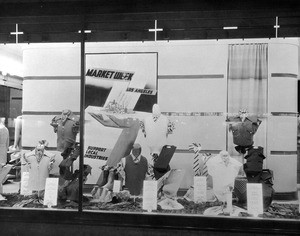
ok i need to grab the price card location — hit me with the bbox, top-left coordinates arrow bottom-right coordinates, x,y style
142,180 -> 157,212
194,176 -> 207,203
113,180 -> 121,193
247,183 -> 263,217
20,172 -> 32,196
43,178 -> 59,207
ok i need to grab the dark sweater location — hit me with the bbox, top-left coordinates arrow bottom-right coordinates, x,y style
124,155 -> 148,195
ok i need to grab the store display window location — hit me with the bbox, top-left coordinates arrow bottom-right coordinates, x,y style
0,38 -> 299,225
80,39 -> 299,220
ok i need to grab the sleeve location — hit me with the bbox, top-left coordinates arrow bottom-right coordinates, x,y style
167,119 -> 175,135
145,160 -> 154,180
92,113 -> 119,128
231,158 -> 243,176
50,116 -> 60,133
116,158 -> 126,185
6,129 -> 9,150
206,157 -> 216,177
23,153 -> 32,169
140,120 -> 146,137
107,115 -> 133,128
13,116 -> 22,148
48,155 -> 56,171
72,120 -> 80,133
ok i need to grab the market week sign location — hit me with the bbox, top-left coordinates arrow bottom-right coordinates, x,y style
86,68 -> 134,81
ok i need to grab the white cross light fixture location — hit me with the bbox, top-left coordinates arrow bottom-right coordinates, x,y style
78,30 -> 92,34
149,20 -> 163,41
274,16 -> 280,38
10,24 -> 24,44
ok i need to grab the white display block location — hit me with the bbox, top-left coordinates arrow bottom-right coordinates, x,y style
268,116 -> 297,152
267,155 -> 297,192
43,178 -> 59,207
142,180 -> 157,212
158,78 -> 226,113
247,183 -> 263,217
194,176 -> 207,203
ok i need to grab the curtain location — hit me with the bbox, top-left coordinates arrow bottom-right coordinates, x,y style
227,43 -> 268,157
227,43 -> 268,116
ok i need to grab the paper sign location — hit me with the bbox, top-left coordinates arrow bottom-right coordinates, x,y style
194,176 -> 207,203
142,180 -> 157,212
113,180 -> 121,193
20,172 -> 32,195
43,178 -> 59,207
247,183 -> 263,216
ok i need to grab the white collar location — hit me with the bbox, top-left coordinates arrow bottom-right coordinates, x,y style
131,153 -> 141,162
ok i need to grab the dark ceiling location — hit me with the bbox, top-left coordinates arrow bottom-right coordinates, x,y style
0,0 -> 299,43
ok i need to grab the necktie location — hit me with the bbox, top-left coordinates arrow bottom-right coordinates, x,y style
189,143 -> 202,176
193,153 -> 201,176
201,153 -> 212,177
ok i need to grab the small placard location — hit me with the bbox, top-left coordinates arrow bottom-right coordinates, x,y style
142,180 -> 157,212
113,180 -> 121,193
43,178 -> 59,207
20,172 -> 32,196
194,176 -> 207,203
247,183 -> 263,216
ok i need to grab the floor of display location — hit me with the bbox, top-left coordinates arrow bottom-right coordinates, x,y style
1,180 -> 300,219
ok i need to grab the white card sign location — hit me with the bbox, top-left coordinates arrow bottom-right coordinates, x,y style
247,183 -> 263,216
142,180 -> 157,212
194,176 -> 207,203
113,180 -> 121,193
20,172 -> 32,196
43,178 -> 59,207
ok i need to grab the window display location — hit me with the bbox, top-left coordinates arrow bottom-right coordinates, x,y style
0,39 -> 299,229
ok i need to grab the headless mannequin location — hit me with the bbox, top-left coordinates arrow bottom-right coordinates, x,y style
13,116 -> 22,151
122,144 -> 148,196
0,118 -> 9,164
207,151 -> 242,202
228,109 -> 261,154
24,140 -> 55,195
143,104 -> 169,155
7,116 -> 22,165
0,118 -> 10,197
204,151 -> 246,216
50,109 -> 80,152
142,104 -> 176,180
